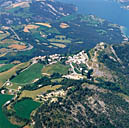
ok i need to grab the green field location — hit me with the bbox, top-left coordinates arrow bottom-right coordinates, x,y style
14,98 -> 40,119
42,63 -> 69,75
0,62 -> 30,87
11,63 -> 43,84
0,64 -> 14,73
0,94 -> 18,128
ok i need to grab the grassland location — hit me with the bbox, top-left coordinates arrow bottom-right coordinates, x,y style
0,62 -> 30,87
42,63 -> 69,75
0,94 -> 18,128
0,64 -> 14,73
48,35 -> 71,43
0,32 -> 10,40
11,63 -> 43,84
19,85 -> 61,99
50,43 -> 66,48
14,98 -> 40,119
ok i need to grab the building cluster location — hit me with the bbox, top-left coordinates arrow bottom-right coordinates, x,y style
36,89 -> 66,103
31,54 -> 65,65
66,50 -> 89,65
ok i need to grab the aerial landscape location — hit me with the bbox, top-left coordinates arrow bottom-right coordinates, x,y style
0,0 -> 129,128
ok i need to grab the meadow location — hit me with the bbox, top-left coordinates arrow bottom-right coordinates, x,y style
14,98 -> 40,119
0,64 -> 14,73
19,85 -> 61,100
0,62 -> 30,87
42,63 -> 69,75
0,94 -> 19,128
11,63 -> 43,84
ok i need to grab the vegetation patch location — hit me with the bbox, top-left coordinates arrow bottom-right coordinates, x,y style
11,63 -> 43,84
0,62 -> 30,87
19,85 -> 61,99
0,94 -> 18,128
0,64 -> 14,73
14,98 -> 40,119
0,32 -> 10,40
48,35 -> 71,43
51,43 -> 66,48
42,63 -> 69,75
1,39 -> 21,44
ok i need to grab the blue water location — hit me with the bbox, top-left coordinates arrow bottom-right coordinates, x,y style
57,0 -> 129,35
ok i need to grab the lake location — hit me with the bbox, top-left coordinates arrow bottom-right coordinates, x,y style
57,0 -> 129,36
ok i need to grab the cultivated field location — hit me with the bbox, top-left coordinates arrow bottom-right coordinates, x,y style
35,23 -> 52,28
14,98 -> 40,119
0,94 -> 18,128
23,25 -> 39,32
0,62 -> 30,87
11,63 -> 43,84
42,63 -> 69,75
51,43 -> 66,48
8,44 -> 26,50
19,85 -> 61,99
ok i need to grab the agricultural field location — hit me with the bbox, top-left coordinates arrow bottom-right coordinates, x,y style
19,85 -> 61,100
35,23 -> 52,28
0,94 -> 18,128
0,62 -> 30,87
8,44 -> 26,50
23,24 -> 40,32
0,64 -> 14,73
11,63 -> 43,84
0,32 -> 10,40
42,63 -> 69,75
48,35 -> 72,43
0,30 -> 27,57
13,98 -> 40,119
50,43 -> 66,48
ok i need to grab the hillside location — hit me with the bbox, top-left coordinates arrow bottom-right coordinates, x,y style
0,42 -> 129,128
0,0 -> 129,128
31,42 -> 129,128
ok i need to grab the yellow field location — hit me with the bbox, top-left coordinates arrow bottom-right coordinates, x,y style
0,31 -> 4,34
1,39 -> 21,44
60,23 -> 69,29
12,2 -> 29,8
8,44 -> 26,50
0,53 -> 7,57
35,23 -> 52,28
23,25 -> 39,32
19,85 -> 61,99
0,32 -> 10,40
0,48 -> 8,53
0,62 -> 30,87
51,43 -> 66,48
